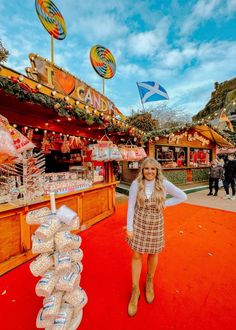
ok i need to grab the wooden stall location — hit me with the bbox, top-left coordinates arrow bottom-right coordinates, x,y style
0,57 -> 144,274
0,181 -> 117,275
122,124 -> 234,185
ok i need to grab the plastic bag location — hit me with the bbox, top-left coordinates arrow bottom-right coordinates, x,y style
35,270 -> 58,297
54,252 -> 71,275
43,291 -> 63,319
56,272 -> 81,292
64,287 -> 88,309
32,235 -> 54,254
30,253 -> 54,277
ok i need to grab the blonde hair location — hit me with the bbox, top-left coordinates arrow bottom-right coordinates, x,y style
136,157 -> 165,210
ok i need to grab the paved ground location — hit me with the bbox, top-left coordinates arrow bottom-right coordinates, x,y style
184,187 -> 236,212
116,184 -> 236,213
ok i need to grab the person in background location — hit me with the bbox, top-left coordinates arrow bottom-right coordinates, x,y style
207,160 -> 224,196
217,157 -> 225,168
223,154 -> 236,200
126,157 -> 187,317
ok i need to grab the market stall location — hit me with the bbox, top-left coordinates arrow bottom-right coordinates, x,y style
121,124 -> 234,185
0,57 -> 145,275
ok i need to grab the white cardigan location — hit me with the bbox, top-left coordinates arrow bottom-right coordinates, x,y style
127,179 -> 187,232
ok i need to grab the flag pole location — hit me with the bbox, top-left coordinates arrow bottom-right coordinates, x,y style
136,82 -> 145,112
141,98 -> 145,112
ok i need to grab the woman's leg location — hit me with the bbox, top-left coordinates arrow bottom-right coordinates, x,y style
146,254 -> 158,303
131,250 -> 143,287
128,250 -> 142,317
147,253 -> 158,276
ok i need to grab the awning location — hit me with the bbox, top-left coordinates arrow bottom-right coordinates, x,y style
194,125 -> 234,148
216,147 -> 236,154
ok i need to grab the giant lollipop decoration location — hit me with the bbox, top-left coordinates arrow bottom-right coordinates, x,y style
90,45 -> 116,94
35,0 -> 67,63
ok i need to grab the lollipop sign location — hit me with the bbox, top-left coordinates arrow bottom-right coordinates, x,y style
35,0 -> 67,40
90,45 -> 116,79
90,45 -> 116,95
35,0 -> 67,63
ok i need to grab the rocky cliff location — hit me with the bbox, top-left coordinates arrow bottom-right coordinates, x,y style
193,78 -> 236,121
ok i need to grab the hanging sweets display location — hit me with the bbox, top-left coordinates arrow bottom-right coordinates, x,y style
27,205 -> 87,329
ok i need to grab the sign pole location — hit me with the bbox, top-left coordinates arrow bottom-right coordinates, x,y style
102,78 -> 105,95
51,36 -> 54,64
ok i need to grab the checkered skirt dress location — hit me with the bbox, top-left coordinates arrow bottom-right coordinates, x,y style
127,196 -> 164,254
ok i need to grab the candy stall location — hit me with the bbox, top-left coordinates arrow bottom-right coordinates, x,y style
0,57 -> 144,276
147,124 -> 234,185
121,124 -> 234,184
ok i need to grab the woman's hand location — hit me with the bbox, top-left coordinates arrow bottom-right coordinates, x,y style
126,230 -> 133,240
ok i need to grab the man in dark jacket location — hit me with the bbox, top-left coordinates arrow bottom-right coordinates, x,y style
223,154 -> 236,200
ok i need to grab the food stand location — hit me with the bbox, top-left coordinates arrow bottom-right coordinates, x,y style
0,56 -> 145,275
121,124 -> 234,185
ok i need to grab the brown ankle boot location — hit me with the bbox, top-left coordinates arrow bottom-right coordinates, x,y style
145,273 -> 154,303
128,285 -> 140,317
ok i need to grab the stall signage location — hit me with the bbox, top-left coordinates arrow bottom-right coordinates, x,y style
187,132 -> 210,146
26,53 -> 124,118
168,131 -> 210,146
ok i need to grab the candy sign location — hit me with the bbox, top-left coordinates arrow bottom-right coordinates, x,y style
26,53 -> 124,118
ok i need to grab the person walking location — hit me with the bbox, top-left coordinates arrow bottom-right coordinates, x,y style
126,157 -> 187,317
207,160 -> 224,196
223,154 -> 236,200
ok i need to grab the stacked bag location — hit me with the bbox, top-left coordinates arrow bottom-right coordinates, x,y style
118,145 -> 147,161
26,205 -> 88,330
89,140 -> 123,162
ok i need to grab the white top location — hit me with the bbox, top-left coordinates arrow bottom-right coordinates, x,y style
127,179 -> 187,231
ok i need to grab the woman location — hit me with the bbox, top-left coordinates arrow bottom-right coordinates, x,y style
207,159 -> 223,196
126,157 -> 187,317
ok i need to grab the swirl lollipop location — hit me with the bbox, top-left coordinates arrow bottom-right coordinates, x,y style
90,45 -> 116,79
35,0 -> 67,40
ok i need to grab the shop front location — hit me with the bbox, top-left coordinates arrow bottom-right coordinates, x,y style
122,124 -> 234,185
0,58 -> 145,275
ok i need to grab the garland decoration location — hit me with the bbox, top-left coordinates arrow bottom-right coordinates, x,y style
0,76 -> 103,125
146,121 -> 235,146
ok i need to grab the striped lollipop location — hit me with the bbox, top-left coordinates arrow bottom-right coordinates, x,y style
35,0 -> 67,40
90,45 -> 116,79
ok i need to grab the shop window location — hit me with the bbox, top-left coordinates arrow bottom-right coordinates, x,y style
155,146 -> 187,168
93,162 -> 105,183
189,148 -> 211,167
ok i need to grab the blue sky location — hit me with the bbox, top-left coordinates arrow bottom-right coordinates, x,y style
1,0 -> 236,118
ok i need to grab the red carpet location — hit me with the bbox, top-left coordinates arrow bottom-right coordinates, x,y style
0,201 -> 236,330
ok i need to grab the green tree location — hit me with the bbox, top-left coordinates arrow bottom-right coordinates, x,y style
127,110 -> 159,132
127,104 -> 191,132
0,40 -> 9,63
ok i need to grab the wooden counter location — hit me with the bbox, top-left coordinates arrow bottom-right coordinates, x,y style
0,182 -> 117,276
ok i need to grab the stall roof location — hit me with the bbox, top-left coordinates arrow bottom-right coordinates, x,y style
194,125 -> 234,148
0,65 -> 145,142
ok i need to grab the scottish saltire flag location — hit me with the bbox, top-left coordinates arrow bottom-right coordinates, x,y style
137,81 -> 169,103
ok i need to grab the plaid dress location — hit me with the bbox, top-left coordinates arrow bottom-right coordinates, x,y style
127,195 -> 164,254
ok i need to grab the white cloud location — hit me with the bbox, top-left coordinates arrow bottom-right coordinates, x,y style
166,40 -> 236,114
226,0 -> 236,13
118,63 -> 146,78
193,0 -> 220,18
127,17 -> 170,57
180,0 -> 221,36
